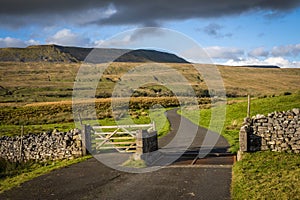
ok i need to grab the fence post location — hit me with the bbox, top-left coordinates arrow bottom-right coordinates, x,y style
152,121 -> 156,131
20,125 -> 24,162
81,125 -> 91,156
78,113 -> 83,126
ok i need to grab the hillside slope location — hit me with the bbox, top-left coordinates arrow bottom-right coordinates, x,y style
0,62 -> 299,103
0,45 -> 188,63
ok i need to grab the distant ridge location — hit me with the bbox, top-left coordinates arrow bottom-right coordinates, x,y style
217,64 -> 280,69
238,65 -> 280,69
0,45 -> 188,63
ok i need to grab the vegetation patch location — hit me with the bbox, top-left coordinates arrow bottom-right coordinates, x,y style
232,151 -> 300,200
0,97 -> 175,136
121,157 -> 147,168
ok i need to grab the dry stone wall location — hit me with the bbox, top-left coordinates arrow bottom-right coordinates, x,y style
0,129 -> 83,162
239,108 -> 300,153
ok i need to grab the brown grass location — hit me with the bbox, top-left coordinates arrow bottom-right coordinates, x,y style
218,66 -> 300,96
0,62 -> 300,104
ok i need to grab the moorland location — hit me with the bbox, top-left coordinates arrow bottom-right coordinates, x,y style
0,45 -> 300,198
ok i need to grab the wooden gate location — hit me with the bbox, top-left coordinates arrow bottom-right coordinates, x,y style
86,122 -> 155,153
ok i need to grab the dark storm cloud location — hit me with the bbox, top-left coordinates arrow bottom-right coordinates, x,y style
1,0 -> 300,27
98,0 -> 300,25
0,0 -> 110,15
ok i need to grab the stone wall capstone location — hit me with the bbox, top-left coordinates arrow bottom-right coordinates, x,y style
0,129 -> 83,162
239,108 -> 300,153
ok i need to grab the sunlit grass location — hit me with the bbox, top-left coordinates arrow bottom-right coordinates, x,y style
232,151 -> 300,200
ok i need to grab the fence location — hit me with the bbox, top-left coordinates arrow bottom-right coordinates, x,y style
81,122 -> 157,155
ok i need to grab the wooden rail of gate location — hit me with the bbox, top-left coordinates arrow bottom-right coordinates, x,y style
86,122 -> 156,153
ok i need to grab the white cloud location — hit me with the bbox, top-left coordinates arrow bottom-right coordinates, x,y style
272,44 -> 300,57
46,29 -> 90,47
180,46 -> 246,64
0,37 -> 41,48
178,46 -> 212,63
204,46 -> 244,60
205,44 -> 300,68
224,56 -> 300,68
264,57 -> 300,68
95,28 -> 165,48
0,37 -> 26,47
248,47 -> 269,57
95,35 -> 132,48
181,46 -> 300,68
26,39 -> 40,46
93,39 -> 105,47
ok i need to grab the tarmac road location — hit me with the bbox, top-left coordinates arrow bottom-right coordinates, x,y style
0,109 -> 232,200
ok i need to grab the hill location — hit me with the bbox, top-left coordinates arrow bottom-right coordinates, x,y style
0,45 -> 281,68
0,61 -> 299,103
0,45 -> 188,63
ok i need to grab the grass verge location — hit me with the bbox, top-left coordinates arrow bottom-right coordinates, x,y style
232,151 -> 300,200
0,155 -> 92,193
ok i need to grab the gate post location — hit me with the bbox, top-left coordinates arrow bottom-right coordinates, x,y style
238,122 -> 251,161
135,130 -> 144,160
81,125 -> 91,156
239,126 -> 248,152
135,129 -> 158,160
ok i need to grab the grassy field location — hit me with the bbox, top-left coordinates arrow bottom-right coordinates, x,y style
1,62 -> 300,103
1,61 -> 299,137
0,97 -> 179,136
218,66 -> 300,97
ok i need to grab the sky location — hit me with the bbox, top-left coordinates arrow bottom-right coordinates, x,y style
1,0 -> 300,68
